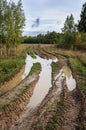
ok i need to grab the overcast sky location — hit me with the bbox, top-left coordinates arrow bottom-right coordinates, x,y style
7,0 -> 86,33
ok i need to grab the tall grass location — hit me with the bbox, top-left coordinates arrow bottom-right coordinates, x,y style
0,54 -> 25,85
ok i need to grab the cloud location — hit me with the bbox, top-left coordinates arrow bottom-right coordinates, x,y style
7,0 -> 86,34
32,18 -> 40,28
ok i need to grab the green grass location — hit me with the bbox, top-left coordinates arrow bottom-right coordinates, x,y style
0,54 -> 25,85
69,57 -> 86,75
27,47 -> 36,58
0,46 -> 41,86
68,57 -> 86,93
80,86 -> 86,92
29,62 -> 41,76
52,62 -> 61,78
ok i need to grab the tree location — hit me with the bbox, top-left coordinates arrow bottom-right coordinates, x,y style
60,14 -> 76,49
0,0 -> 7,55
13,0 -> 25,47
75,32 -> 81,50
62,14 -> 76,33
0,0 -> 25,55
78,2 -> 86,32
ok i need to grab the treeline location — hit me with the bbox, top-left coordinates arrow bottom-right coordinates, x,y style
23,2 -> 86,50
23,31 -> 86,50
23,32 -> 59,44
0,0 -> 25,56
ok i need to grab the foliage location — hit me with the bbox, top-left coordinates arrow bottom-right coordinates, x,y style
29,63 -> 41,76
0,0 -> 25,55
78,2 -> 86,32
23,31 -> 59,45
58,32 -> 75,49
44,31 -> 59,44
75,32 -> 86,50
75,32 -> 81,46
23,31 -> 86,50
62,14 -> 76,33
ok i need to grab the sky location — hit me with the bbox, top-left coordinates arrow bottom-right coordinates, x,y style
7,0 -> 86,35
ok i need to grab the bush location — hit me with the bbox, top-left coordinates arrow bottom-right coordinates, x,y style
58,32 -> 75,49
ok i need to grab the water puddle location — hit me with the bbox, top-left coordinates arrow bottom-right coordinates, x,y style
22,54 -> 34,79
55,66 -> 76,91
22,54 -> 58,108
66,75 -> 76,91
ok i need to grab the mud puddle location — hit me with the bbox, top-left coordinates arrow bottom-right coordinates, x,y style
22,54 -> 58,108
54,66 -> 76,91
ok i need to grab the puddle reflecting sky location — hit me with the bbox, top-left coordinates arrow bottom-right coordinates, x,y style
23,54 -> 58,108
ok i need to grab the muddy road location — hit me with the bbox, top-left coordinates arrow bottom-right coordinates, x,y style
0,48 -> 86,130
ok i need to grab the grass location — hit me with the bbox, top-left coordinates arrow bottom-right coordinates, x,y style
52,62 -> 61,78
0,46 -> 41,86
68,57 -> 86,93
27,47 -> 36,58
69,57 -> 86,75
29,62 -> 41,76
0,54 -> 25,85
79,86 -> 86,92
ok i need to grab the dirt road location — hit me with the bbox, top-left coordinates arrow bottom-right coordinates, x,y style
0,49 -> 86,130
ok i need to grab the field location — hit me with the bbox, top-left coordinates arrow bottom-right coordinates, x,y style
0,44 -> 86,130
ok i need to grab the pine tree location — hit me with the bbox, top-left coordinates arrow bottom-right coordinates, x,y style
78,2 -> 86,32
62,14 -> 76,33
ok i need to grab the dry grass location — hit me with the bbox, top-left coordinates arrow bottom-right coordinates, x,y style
16,44 -> 54,54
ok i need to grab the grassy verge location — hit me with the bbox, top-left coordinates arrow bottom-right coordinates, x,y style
69,57 -> 86,75
0,54 -> 25,85
69,57 -> 86,93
